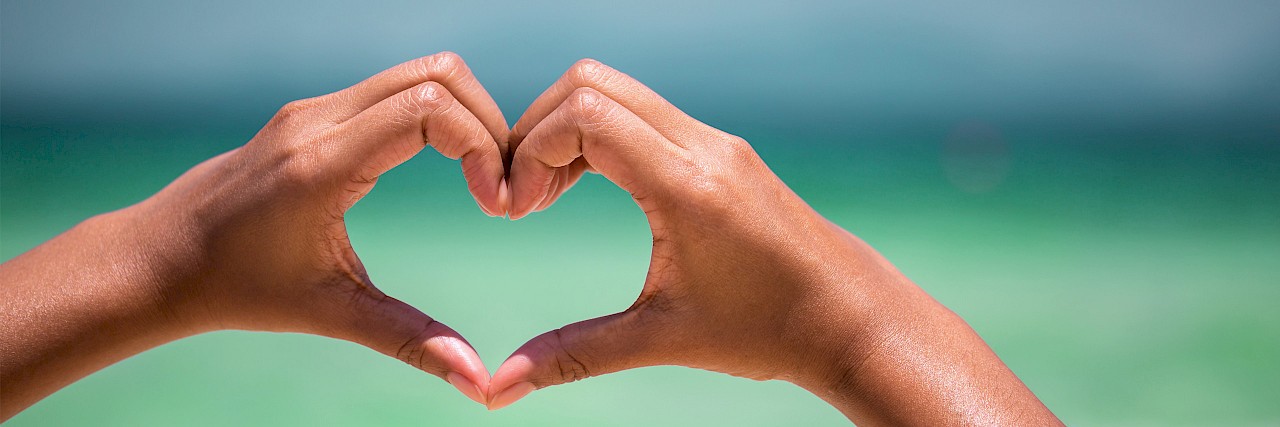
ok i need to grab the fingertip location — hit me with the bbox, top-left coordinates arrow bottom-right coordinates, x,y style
505,176 -> 530,221
489,353 -> 535,393
414,329 -> 491,391
506,192 -> 533,220
472,176 -> 506,217
498,177 -> 511,218
487,382 -> 535,411
476,196 -> 498,217
447,371 -> 488,406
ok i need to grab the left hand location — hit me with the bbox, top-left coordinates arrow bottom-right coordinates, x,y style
145,52 -> 511,401
0,52 -> 508,416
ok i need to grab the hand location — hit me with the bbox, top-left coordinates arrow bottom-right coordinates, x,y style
0,52 -> 507,417
487,59 -> 1060,425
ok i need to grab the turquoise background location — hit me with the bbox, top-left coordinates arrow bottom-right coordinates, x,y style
3,1 -> 1278,425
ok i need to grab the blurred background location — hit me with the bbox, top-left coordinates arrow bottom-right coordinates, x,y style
2,0 -> 1277,425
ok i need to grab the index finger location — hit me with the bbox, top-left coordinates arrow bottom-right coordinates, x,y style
508,87 -> 687,220
330,52 -> 509,149
333,81 -> 509,216
511,59 -> 705,149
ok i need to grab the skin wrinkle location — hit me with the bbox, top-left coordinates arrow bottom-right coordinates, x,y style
490,58 -> 1060,425
550,327 -> 591,385
1,53 -> 506,419
2,53 -> 1059,424
402,81 -> 503,215
395,318 -> 446,374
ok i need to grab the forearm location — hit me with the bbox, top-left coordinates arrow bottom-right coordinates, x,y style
798,267 -> 1059,424
796,237 -> 1060,425
819,295 -> 1058,424
0,209 -> 197,420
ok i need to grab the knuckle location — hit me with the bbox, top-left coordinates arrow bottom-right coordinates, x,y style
723,134 -> 751,151
396,341 -> 425,370
279,146 -> 322,186
567,87 -> 604,108
273,98 -> 319,124
272,130 -> 336,187
567,58 -> 609,86
395,319 -> 449,375
406,81 -> 451,112
418,325 -> 455,375
720,133 -> 758,161
427,51 -> 465,77
681,159 -> 737,211
566,88 -> 612,122
544,328 -> 593,385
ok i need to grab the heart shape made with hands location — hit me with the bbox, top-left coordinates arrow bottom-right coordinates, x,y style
332,53 -> 828,412
413,56 -> 683,410
1,52 -> 1057,426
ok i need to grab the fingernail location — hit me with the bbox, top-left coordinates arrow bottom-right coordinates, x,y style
498,177 -> 511,218
487,381 -> 535,411
446,372 -> 486,406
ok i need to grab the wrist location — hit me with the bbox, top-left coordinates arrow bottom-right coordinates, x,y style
779,282 -> 895,395
774,229 -> 924,410
97,203 -> 219,337
782,284 -> 912,423
778,226 -> 1051,424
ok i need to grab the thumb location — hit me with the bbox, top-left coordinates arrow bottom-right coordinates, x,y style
487,309 -> 664,410
334,294 -> 491,406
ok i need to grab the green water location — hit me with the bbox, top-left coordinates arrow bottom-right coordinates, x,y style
2,124 -> 1278,426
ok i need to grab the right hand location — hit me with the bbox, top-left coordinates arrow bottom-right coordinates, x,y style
488,59 -> 1060,426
